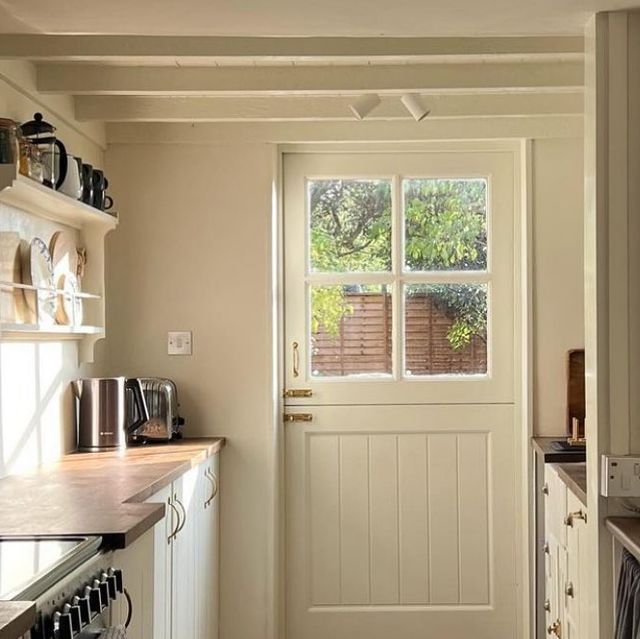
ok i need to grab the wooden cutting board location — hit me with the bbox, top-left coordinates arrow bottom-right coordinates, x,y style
0,232 -> 26,323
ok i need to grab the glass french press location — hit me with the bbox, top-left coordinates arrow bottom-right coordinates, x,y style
20,113 -> 68,190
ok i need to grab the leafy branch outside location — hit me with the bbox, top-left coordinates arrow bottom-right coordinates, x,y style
310,178 -> 488,350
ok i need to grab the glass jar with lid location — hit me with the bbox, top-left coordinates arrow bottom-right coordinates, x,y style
0,119 -> 20,166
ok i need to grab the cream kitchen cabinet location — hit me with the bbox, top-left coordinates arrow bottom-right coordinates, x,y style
143,453 -> 221,639
543,464 -> 587,639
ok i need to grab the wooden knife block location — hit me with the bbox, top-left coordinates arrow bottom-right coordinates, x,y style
566,349 -> 586,441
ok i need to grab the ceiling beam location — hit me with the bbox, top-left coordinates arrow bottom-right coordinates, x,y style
106,116 -> 584,144
38,60 -> 584,95
0,35 -> 584,62
74,92 -> 583,122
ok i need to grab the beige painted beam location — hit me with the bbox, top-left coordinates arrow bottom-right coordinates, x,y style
38,61 -> 584,95
106,116 -> 583,144
0,35 -> 584,62
75,92 -> 583,122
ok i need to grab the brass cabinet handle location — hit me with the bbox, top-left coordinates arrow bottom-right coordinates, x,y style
173,493 -> 187,537
292,341 -> 300,378
167,497 -> 180,544
544,599 -> 551,613
542,483 -> 549,496
565,582 -> 574,598
205,468 -> 218,508
547,620 -> 562,637
564,510 -> 587,527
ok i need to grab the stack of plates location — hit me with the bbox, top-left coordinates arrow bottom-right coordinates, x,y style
21,237 -> 55,325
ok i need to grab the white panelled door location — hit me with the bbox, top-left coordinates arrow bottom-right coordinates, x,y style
283,149 -> 522,639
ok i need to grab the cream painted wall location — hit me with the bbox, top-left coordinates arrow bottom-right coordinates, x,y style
531,137 -> 585,437
101,135 -> 584,639
0,60 -> 106,477
102,142 -> 276,639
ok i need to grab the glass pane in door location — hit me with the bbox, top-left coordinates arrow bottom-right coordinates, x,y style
404,283 -> 488,376
308,179 -> 392,273
310,284 -> 392,377
404,178 -> 488,271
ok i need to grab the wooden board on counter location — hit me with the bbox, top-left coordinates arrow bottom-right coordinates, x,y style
0,601 -> 35,639
0,438 -> 225,549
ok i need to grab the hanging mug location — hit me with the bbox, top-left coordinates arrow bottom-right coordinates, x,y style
81,163 -> 93,205
103,177 -> 114,211
91,169 -> 105,210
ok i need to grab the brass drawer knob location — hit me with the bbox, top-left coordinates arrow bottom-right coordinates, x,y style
543,541 -> 550,555
542,483 -> 549,496
564,510 -> 587,527
565,582 -> 574,598
544,599 -> 551,612
548,620 -> 562,637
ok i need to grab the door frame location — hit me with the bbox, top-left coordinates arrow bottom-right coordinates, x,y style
271,139 -> 533,639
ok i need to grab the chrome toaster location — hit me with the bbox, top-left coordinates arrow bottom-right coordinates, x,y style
127,377 -> 184,444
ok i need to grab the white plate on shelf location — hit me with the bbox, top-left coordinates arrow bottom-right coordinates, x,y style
49,230 -> 78,281
55,273 -> 83,326
21,237 -> 55,325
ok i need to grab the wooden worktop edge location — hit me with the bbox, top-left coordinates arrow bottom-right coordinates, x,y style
0,601 -> 36,639
607,517 -> 640,561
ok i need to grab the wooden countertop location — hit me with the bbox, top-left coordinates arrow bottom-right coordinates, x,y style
532,437 -> 586,463
0,437 -> 225,549
607,517 -> 640,560
554,462 -> 587,506
0,602 -> 35,639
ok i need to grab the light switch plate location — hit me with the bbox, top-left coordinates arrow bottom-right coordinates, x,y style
601,454 -> 640,497
168,331 -> 192,356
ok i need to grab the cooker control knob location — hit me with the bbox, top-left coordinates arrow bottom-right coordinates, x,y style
109,567 -> 124,593
95,578 -> 109,610
87,582 -> 102,614
102,571 -> 117,600
73,593 -> 91,626
63,602 -> 81,633
53,610 -> 74,639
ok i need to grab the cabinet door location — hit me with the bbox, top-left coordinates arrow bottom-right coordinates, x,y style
172,466 -> 199,639
112,528 -> 155,639
196,454 -> 220,639
565,492 -> 586,639
145,484 -> 174,639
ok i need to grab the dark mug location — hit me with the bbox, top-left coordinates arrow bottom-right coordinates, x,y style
103,177 -> 114,211
91,168 -> 105,210
81,163 -> 93,205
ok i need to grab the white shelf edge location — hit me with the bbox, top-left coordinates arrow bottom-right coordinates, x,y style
0,323 -> 104,335
0,171 -> 118,231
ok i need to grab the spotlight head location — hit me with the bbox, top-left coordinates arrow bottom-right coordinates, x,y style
349,94 -> 382,120
401,94 -> 430,122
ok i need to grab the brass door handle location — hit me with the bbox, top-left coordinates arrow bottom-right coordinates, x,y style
283,388 -> 312,398
547,620 -> 562,637
564,510 -> 587,527
292,341 -> 300,378
167,497 -> 180,544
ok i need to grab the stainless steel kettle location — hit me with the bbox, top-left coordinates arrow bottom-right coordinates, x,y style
72,377 -> 150,451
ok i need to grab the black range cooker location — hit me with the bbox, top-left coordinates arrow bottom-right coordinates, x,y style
0,536 -> 129,638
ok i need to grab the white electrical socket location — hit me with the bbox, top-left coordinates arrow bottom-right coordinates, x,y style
601,454 -> 640,497
168,331 -> 192,356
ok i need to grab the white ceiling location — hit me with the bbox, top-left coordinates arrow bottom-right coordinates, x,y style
0,0 -> 637,37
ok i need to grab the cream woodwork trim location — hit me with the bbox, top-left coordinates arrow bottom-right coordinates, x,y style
75,92 -> 583,123
37,60 -> 584,95
0,35 -> 584,63
105,117 -> 583,145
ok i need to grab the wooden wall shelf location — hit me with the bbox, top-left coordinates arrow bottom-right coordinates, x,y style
0,165 -> 118,363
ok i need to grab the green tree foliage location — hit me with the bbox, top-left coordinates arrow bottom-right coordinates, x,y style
309,178 -> 487,349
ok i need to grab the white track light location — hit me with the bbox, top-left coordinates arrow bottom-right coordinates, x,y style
401,94 -> 430,122
349,94 -> 381,120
